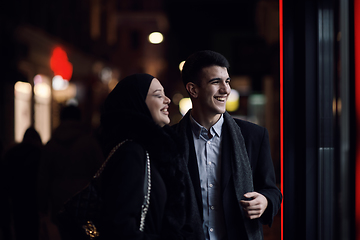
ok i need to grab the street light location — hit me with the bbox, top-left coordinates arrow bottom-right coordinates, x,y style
148,32 -> 163,44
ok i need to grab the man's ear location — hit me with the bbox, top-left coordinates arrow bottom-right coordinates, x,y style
186,82 -> 198,98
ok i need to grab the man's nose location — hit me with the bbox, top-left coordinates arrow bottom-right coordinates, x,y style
220,82 -> 230,94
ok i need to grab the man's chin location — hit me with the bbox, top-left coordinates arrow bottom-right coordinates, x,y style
217,107 -> 227,114
211,110 -> 226,116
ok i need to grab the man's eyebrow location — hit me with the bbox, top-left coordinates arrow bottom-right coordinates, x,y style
208,78 -> 221,83
208,77 -> 231,83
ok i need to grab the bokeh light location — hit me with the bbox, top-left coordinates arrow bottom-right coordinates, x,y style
226,89 -> 240,112
179,61 -> 185,71
52,75 -> 69,90
148,32 -> 163,44
172,93 -> 184,105
34,82 -> 51,98
179,98 -> 192,116
14,81 -> 31,95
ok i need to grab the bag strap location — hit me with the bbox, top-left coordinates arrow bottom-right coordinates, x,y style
93,139 -> 130,179
139,151 -> 151,232
93,139 -> 151,232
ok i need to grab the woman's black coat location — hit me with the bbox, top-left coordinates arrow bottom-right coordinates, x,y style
99,113 -> 204,240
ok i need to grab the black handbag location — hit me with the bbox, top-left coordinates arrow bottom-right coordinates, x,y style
57,139 -> 151,239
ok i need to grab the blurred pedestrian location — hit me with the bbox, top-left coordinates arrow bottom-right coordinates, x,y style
37,105 -> 104,240
3,127 -> 43,240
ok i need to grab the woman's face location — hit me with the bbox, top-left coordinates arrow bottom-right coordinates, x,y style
145,78 -> 171,127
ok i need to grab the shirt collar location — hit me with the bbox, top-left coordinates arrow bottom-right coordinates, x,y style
212,114 -> 224,137
190,114 -> 224,139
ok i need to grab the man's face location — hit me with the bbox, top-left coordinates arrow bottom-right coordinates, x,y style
194,65 -> 231,118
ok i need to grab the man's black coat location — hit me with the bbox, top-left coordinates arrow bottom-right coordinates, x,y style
173,111 -> 282,240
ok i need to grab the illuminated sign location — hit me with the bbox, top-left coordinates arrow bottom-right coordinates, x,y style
50,46 -> 73,81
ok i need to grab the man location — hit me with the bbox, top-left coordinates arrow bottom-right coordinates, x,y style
174,50 -> 282,240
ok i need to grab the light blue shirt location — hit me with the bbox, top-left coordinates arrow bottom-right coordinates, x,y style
190,115 -> 226,240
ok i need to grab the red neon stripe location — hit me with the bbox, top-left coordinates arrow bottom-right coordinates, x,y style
355,0 -> 360,239
279,0 -> 284,240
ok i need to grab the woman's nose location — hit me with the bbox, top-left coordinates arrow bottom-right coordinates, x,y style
164,95 -> 171,104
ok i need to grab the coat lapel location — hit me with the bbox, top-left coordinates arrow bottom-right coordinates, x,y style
221,123 -> 232,193
186,126 -> 203,219
175,111 -> 203,219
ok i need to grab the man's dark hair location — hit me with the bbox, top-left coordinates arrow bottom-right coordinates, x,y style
181,50 -> 230,86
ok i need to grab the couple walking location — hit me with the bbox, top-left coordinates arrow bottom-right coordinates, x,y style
91,50 -> 282,240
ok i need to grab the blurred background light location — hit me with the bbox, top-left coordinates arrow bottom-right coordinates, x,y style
179,61 -> 185,71
108,79 -> 119,91
34,74 -> 43,85
14,81 -> 32,143
50,46 -> 73,81
34,82 -> 51,143
226,89 -> 240,112
148,32 -> 163,44
100,67 -> 112,83
172,93 -> 184,105
66,98 -> 79,106
52,75 -> 69,90
34,82 -> 51,98
14,81 -> 31,95
52,83 -> 77,103
249,93 -> 266,105
179,97 -> 192,116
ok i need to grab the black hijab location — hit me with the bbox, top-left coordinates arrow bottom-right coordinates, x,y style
100,73 -> 156,152
102,73 -> 154,121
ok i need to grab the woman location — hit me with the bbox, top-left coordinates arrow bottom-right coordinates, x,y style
99,73 -> 203,239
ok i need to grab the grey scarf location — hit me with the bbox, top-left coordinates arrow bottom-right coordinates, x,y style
176,110 -> 263,240
223,111 -> 263,240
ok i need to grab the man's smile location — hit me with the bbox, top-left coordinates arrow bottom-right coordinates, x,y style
214,96 -> 227,102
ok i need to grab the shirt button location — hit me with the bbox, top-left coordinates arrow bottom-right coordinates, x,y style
209,184 -> 213,188
210,228 -> 214,232
207,141 -> 211,144
210,206 -> 215,210
208,161 -> 212,165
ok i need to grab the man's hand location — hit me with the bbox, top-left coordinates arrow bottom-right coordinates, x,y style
239,192 -> 268,219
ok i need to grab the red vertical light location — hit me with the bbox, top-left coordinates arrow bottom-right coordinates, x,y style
355,0 -> 360,239
50,46 -> 73,81
279,0 -> 284,240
